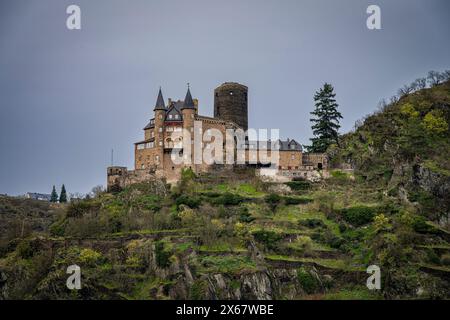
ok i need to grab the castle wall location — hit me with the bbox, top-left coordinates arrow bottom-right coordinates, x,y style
214,82 -> 248,131
302,153 -> 328,170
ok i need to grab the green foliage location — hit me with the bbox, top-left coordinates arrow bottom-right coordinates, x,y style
59,184 -> 67,203
411,216 -> 437,234
155,241 -> 171,268
50,186 -> 58,203
175,195 -> 201,209
49,219 -> 67,236
284,196 -> 313,205
297,267 -> 318,294
340,206 -> 377,227
238,207 -> 255,223
330,170 -> 350,182
211,193 -> 244,206
66,200 -> 100,218
309,83 -> 343,153
252,230 -> 283,250
79,248 -> 102,266
422,110 -> 448,134
285,180 -> 311,191
16,240 -> 35,259
299,218 -> 325,228
265,193 -> 281,212
181,167 -> 196,181
190,279 -> 208,300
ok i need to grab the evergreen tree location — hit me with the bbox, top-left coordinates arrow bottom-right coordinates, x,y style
309,83 -> 343,153
50,185 -> 58,203
59,184 -> 67,203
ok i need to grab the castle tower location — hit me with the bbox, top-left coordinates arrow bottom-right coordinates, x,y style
181,86 -> 196,167
214,82 -> 248,131
153,88 -> 166,169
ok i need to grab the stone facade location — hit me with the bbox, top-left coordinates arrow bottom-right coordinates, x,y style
107,82 -> 328,191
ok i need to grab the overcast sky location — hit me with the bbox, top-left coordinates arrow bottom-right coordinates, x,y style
0,0 -> 449,196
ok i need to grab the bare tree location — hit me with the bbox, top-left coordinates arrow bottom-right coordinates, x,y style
91,185 -> 105,198
443,70 -> 450,82
389,95 -> 399,104
398,84 -> 414,97
427,71 -> 445,87
412,77 -> 427,90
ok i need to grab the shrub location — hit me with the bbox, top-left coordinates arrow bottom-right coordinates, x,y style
297,267 -> 318,294
190,279 -> 208,300
285,181 -> 311,191
213,193 -> 244,206
340,206 -> 377,226
16,240 -> 35,259
175,195 -> 201,209
155,241 -> 171,268
79,248 -> 102,265
284,196 -> 313,205
202,191 -> 221,198
299,218 -> 325,229
330,170 -> 349,181
425,248 -> 441,265
49,219 -> 67,236
411,216 -> 437,234
66,200 -> 100,218
265,193 -> 282,211
238,207 -> 255,223
252,230 -> 283,250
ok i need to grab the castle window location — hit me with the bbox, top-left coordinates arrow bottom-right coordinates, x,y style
290,145 -> 296,150
137,144 -> 144,150
159,141 -> 163,146
169,114 -> 173,119
291,154 -> 295,160
159,115 -> 163,120
141,164 -> 145,169
159,128 -> 162,132
175,114 -> 179,119
151,132 -> 154,138
215,92 -> 218,97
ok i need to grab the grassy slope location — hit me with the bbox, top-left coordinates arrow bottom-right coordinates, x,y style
1,82 -> 449,300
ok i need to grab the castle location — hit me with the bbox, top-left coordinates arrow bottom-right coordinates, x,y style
107,82 -> 327,190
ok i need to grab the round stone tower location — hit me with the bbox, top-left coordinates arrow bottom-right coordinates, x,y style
214,82 -> 248,131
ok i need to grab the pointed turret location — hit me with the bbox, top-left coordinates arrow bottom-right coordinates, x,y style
154,87 -> 166,111
182,85 -> 195,110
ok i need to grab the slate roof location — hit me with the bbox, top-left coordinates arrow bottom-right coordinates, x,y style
143,119 -> 155,130
165,102 -> 183,121
182,88 -> 195,109
154,88 -> 166,110
238,139 -> 303,151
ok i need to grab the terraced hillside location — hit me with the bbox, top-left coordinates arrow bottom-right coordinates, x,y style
1,168 -> 449,299
1,80 -> 449,300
